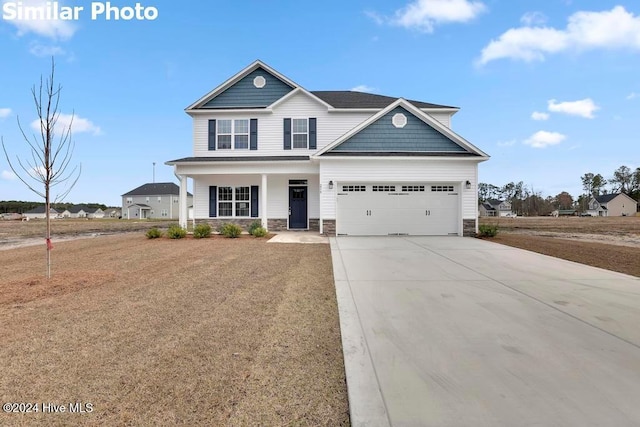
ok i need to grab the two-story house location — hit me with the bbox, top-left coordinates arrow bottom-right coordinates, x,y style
166,60 -> 489,236
121,182 -> 192,220
587,193 -> 637,217
479,199 -> 514,217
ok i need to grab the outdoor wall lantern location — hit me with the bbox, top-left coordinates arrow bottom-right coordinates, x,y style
465,180 -> 472,190
329,180 -> 334,189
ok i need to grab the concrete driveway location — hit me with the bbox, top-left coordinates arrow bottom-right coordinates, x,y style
330,236 -> 640,427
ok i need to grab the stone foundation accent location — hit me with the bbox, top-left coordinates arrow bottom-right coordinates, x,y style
309,218 -> 320,232
463,219 -> 476,237
196,218 -> 260,232
322,219 -> 336,236
267,218 -> 287,231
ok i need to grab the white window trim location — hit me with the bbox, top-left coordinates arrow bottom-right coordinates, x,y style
217,186 -> 251,218
217,119 -> 250,150
291,118 -> 309,150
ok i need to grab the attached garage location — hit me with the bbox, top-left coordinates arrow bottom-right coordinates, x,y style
336,183 -> 460,236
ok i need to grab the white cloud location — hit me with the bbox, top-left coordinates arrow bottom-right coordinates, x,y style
351,85 -> 377,93
478,6 -> 640,65
531,111 -> 549,121
0,108 -> 12,119
1,170 -> 17,180
523,130 -> 566,148
627,92 -> 639,100
369,0 -> 486,33
29,42 -> 66,57
547,98 -> 599,118
31,113 -> 102,136
520,11 -> 547,26
1,0 -> 77,40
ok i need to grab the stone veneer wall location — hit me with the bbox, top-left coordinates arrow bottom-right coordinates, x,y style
463,219 -> 476,237
308,219 -> 320,232
267,219 -> 287,231
322,220 -> 336,236
197,218 -> 259,231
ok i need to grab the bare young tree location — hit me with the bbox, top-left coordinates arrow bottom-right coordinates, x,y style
1,58 -> 81,278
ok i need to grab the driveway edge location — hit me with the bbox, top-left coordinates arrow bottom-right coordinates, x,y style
330,238 -> 390,427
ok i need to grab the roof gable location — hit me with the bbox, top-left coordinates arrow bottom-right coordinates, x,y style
200,67 -> 294,109
331,106 -> 467,153
316,99 -> 488,158
187,60 -> 298,111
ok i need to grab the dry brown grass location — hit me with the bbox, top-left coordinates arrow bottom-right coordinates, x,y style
479,216 -> 640,277
0,234 -> 349,426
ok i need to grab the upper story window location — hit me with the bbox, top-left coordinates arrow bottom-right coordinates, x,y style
126,197 -> 132,204
217,119 -> 249,150
283,117 -> 316,150
292,119 -> 308,149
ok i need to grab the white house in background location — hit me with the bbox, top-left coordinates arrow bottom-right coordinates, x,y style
103,208 -> 121,219
588,193 -> 637,217
23,206 -> 59,220
166,60 -> 489,236
479,199 -> 514,217
121,182 -> 192,220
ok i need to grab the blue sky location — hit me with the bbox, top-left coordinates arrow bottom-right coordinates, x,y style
1,0 -> 639,206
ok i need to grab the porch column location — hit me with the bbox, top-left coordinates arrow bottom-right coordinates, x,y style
179,174 -> 188,229
261,174 -> 268,229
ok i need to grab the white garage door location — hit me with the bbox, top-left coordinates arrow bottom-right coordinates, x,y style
336,183 -> 459,236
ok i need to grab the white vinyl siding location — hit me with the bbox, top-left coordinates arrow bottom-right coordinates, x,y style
192,173 -> 319,220
425,112 -> 453,128
192,92 -> 371,157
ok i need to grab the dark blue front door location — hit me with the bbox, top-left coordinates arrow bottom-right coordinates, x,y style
289,187 -> 307,229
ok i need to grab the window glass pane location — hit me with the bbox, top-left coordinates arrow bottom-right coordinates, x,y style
292,119 -> 307,133
235,186 -> 250,201
234,135 -> 249,149
218,119 -> 232,134
236,202 -> 250,217
234,119 -> 249,133
293,134 -> 307,149
218,135 -> 232,149
218,187 -> 233,201
219,202 -> 233,217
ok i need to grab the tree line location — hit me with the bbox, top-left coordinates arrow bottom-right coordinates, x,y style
0,200 -> 110,214
479,165 -> 640,216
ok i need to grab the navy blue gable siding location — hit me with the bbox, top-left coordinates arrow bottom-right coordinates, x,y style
331,107 -> 468,153
202,68 -> 294,109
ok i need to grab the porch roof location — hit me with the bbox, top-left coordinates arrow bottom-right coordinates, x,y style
166,156 -> 310,165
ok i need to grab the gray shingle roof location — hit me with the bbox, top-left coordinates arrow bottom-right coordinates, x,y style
25,206 -> 59,214
122,182 -> 192,197
311,91 -> 456,109
595,193 -> 621,204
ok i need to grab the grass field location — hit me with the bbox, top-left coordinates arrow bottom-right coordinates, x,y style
0,233 -> 349,426
480,215 -> 640,235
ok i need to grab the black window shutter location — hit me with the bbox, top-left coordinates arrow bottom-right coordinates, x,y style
250,186 -> 259,218
309,118 -> 317,149
209,186 -> 217,217
250,119 -> 258,150
283,118 -> 291,150
208,120 -> 216,151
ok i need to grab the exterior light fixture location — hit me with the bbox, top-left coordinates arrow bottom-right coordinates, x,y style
329,180 -> 334,189
465,180 -> 472,190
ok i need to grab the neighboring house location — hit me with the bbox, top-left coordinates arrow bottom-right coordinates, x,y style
68,204 -> 93,218
89,208 -> 105,219
121,182 -> 192,220
23,206 -> 59,220
58,209 -> 71,218
479,199 -> 513,217
588,193 -> 638,217
103,208 -> 121,219
166,60 -> 489,236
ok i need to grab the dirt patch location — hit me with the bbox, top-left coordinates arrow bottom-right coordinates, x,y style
488,233 -> 640,278
0,234 -> 349,426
